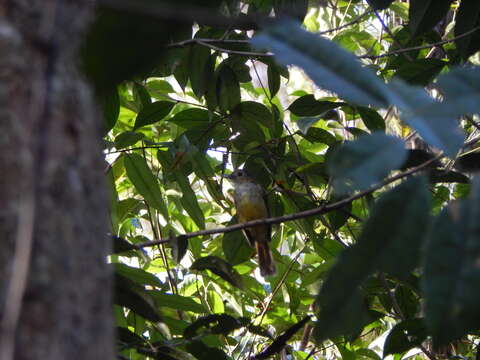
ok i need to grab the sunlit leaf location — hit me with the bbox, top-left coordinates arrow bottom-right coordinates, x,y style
124,153 -> 168,217
134,101 -> 175,130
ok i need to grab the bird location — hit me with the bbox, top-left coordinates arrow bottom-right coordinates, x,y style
225,169 -> 276,276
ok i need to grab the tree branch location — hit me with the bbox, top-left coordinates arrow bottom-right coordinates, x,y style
134,154 -> 441,249
359,25 -> 480,60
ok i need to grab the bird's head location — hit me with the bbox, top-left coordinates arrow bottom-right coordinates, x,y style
224,169 -> 254,184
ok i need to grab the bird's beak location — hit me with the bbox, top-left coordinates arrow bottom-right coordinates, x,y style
223,173 -> 234,180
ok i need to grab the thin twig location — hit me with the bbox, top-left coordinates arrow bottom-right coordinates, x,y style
359,25 -> 480,60
135,154 -> 441,249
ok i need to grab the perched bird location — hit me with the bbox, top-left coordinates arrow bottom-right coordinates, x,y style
225,169 -> 276,276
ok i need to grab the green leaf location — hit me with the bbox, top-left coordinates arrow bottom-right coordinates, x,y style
124,153 -> 168,217
222,218 -> 254,265
267,61 -> 281,97
231,101 -> 271,143
149,292 -> 207,313
114,263 -> 163,288
174,171 -> 205,229
114,274 -> 162,322
368,0 -> 395,10
134,101 -> 175,130
171,234 -> 188,264
314,288 -> 383,343
455,1 -> 480,60
289,94 -> 344,116
191,256 -> 244,289
409,0 -> 454,36
185,340 -> 230,360
314,177 -> 430,342
217,64 -> 241,111
300,127 -> 337,146
132,82 -> 151,109
383,319 -> 428,357
393,58 -> 446,86
144,346 -> 197,360
184,314 -> 243,339
169,108 -> 219,129
189,44 -> 212,98
326,200 -> 352,231
423,177 -> 480,346
146,79 -> 175,98
253,21 -> 391,108
273,0 -> 308,21
102,87 -> 120,133
327,133 -> 407,194
114,131 -> 145,149
355,106 -> 385,132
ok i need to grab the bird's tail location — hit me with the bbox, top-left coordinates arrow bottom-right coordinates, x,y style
255,241 -> 276,276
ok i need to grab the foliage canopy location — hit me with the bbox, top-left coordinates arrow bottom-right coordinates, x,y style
92,1 -> 480,359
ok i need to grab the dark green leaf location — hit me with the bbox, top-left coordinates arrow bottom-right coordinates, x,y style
185,340 -> 230,360
409,0 -> 454,36
102,87 -> 120,133
288,95 -> 344,116
223,218 -> 254,265
184,314 -> 243,339
191,256 -> 244,289
117,326 -> 146,348
355,106 -> 385,132
189,44 -> 212,98
327,133 -> 407,194
314,288 -> 382,343
124,153 -> 168,216
149,292 -> 207,313
217,64 -> 241,111
300,127 -> 338,146
171,234 -> 188,264
174,171 -> 205,229
393,58 -> 446,86
368,0 -> 395,10
169,108 -> 219,129
254,316 -> 311,359
383,319 -> 428,357
134,101 -> 175,130
314,177 -> 430,342
273,0 -> 308,21
132,82 -> 151,109
114,131 -> 145,149
114,263 -> 163,288
455,1 -> 480,60
114,274 -> 162,322
423,177 -> 480,346
267,60 -> 281,97
326,200 -> 352,231
145,346 -> 196,360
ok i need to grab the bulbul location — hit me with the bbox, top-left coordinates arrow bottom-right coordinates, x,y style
225,169 -> 276,276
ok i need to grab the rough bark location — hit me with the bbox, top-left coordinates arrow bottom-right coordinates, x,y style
0,1 -> 114,359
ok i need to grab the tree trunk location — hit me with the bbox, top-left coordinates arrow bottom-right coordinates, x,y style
0,1 -> 114,359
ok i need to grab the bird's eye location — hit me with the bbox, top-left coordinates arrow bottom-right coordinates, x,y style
237,171 -> 243,176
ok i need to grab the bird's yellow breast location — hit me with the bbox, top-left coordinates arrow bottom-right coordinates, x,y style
233,182 -> 268,222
